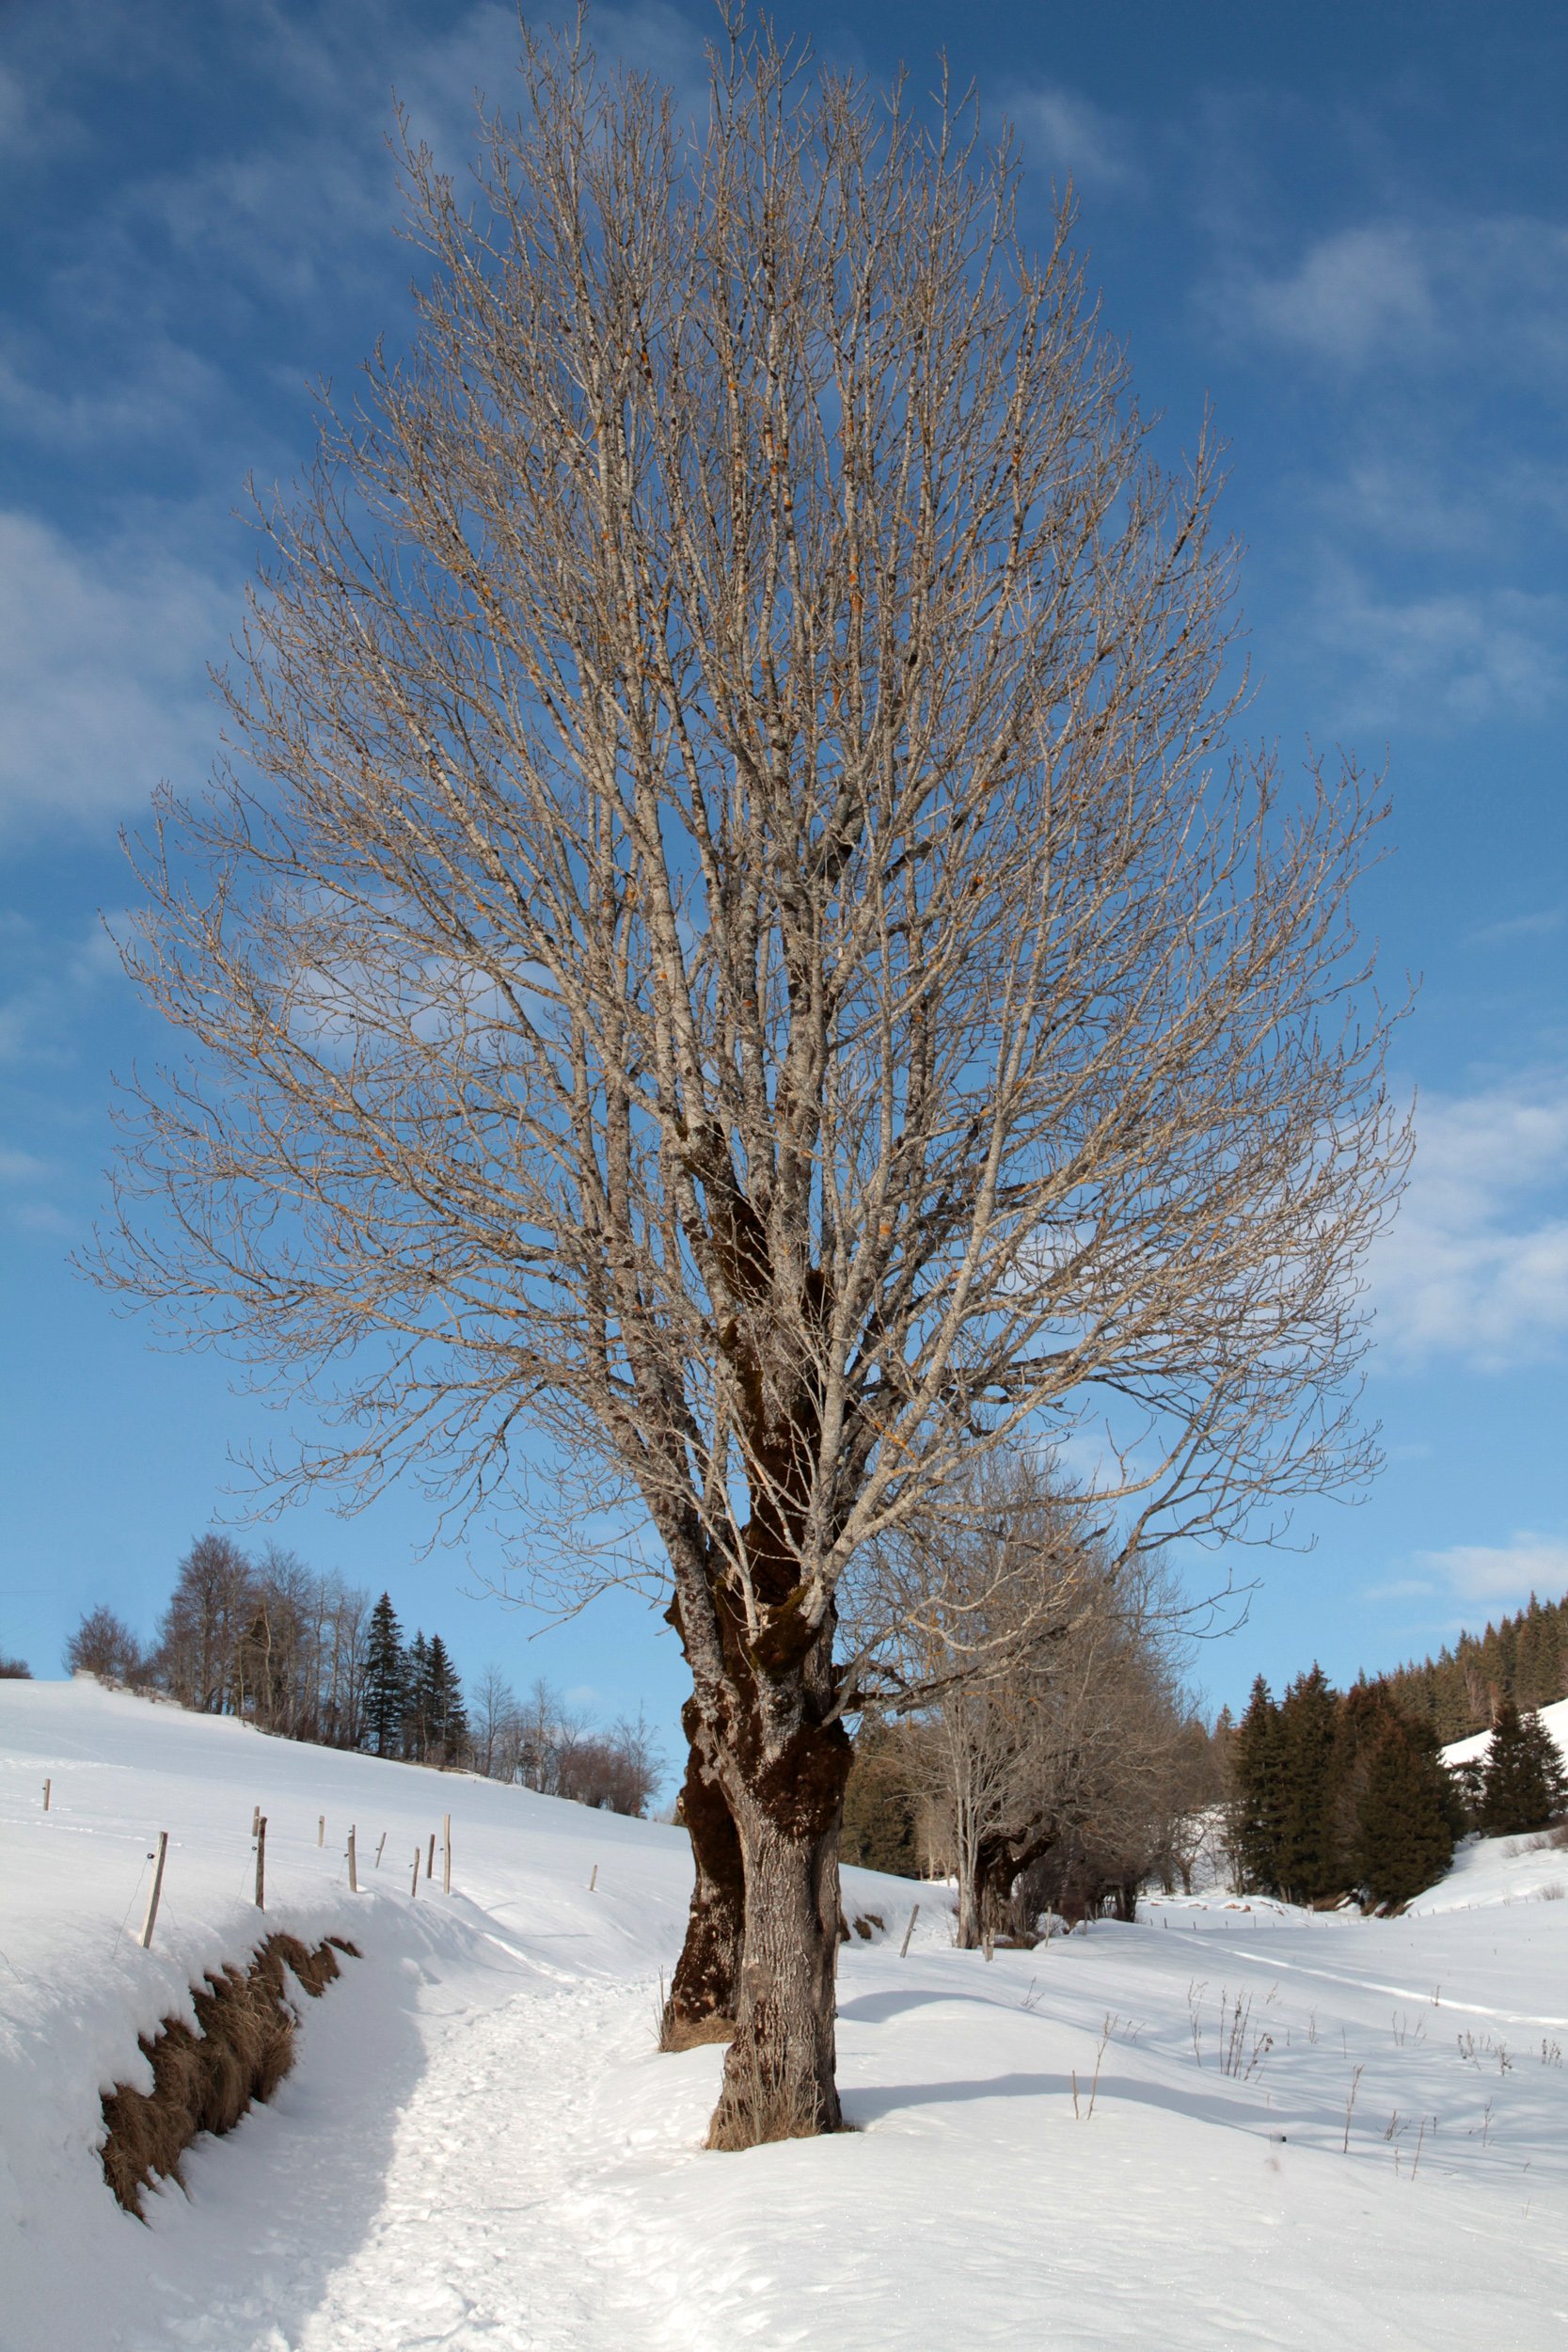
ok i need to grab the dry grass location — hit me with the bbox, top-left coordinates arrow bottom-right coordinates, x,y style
659,2010 -> 737,2052
100,1933 -> 358,2217
705,2050 -> 826,2151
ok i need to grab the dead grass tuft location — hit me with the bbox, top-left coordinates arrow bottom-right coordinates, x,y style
100,1933 -> 356,2217
660,2010 -> 737,2051
704,2036 -> 855,2150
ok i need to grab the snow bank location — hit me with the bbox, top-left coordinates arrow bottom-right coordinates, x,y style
1443,1690 -> 1568,1772
6,1677 -> 1568,2351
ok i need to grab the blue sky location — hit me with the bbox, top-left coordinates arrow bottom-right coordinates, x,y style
1,0 -> 1563,1742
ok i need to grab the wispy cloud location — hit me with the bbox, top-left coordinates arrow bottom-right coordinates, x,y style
0,914 -> 123,1065
0,509 -> 231,837
1216,214 -> 1568,382
1371,1072 -> 1568,1370
1466,906 -> 1564,948
1303,562 -> 1566,732
1411,1532 -> 1568,1608
1006,82 -> 1143,196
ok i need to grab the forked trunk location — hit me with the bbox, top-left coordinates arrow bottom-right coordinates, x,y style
663,1703 -> 745,2044
706,1765 -> 849,2148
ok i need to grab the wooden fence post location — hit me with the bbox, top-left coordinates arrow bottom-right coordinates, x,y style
410,1847 -> 420,1899
255,1816 -> 267,1911
589,1864 -> 598,1893
140,1832 -> 168,1950
375,1832 -> 387,1868
318,1814 -> 325,1848
347,1826 -> 358,1895
899,1902 -> 921,1959
427,1832 -> 436,1881
442,1813 -> 451,1896
42,1778 -> 51,1812
252,1804 -> 261,1837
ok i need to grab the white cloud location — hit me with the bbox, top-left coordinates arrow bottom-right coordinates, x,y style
0,916 -> 122,1064
1243,225 -> 1434,366
0,510 -> 232,836
1304,562 -> 1566,732
1467,906 -> 1564,948
1221,214 -> 1568,381
1411,1532 -> 1568,1608
1371,1073 -> 1568,1370
1007,83 -> 1142,196
0,1146 -> 52,1181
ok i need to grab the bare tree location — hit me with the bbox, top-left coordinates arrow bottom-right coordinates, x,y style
64,1605 -> 147,1686
886,1454 -> 1186,1943
91,24 -> 1407,2143
471,1661 -> 516,1778
157,1534 -> 255,1715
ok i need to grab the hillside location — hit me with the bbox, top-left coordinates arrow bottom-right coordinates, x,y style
5,1677 -> 1568,2350
1443,1691 -> 1568,1775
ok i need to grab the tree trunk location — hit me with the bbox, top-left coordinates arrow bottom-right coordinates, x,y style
706,1744 -> 849,2148
663,1703 -> 745,2043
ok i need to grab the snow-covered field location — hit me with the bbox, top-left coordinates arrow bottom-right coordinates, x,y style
6,1678 -> 1568,2351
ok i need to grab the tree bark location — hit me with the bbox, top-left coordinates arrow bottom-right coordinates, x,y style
706,1713 -> 851,2148
663,1703 -> 745,2042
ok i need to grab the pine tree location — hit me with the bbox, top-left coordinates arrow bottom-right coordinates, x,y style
1354,1719 -> 1455,1906
425,1633 -> 467,1765
362,1594 -> 406,1758
1229,1677 -> 1287,1893
1481,1700 -> 1568,1834
1274,1665 -> 1340,1903
404,1631 -> 432,1761
841,1722 -> 923,1874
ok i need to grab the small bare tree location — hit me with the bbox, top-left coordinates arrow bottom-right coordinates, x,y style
91,24 -> 1407,2142
64,1605 -> 146,1686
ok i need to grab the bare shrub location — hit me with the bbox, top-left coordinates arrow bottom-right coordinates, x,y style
63,1605 -> 145,1685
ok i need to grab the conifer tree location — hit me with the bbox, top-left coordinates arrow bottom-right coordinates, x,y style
1229,1677 -> 1286,1892
1354,1718 -> 1455,1906
362,1593 -> 406,1758
1481,1700 -> 1568,1834
840,1723 -> 923,1876
404,1631 -> 432,1761
425,1633 -> 467,1766
1274,1665 -> 1341,1903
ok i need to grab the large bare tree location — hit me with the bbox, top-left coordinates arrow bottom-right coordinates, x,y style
92,23 -> 1407,2144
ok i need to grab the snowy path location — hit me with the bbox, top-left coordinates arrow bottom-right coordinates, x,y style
119,1969 -> 663,2352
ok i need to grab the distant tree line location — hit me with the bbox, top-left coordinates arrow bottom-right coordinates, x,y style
1229,1668 -> 1567,1909
1376,1591 -> 1568,1742
62,1535 -> 661,1814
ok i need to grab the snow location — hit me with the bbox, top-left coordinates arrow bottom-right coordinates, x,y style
1443,1690 -> 1568,1774
7,1678 -> 1568,2350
